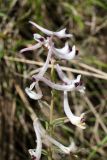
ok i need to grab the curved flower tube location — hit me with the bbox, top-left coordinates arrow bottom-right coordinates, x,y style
28,119 -> 42,160
32,44 -> 53,81
36,77 -> 75,91
29,21 -> 72,39
56,64 -> 71,84
25,82 -> 42,100
20,42 -> 42,53
64,91 -> 86,129
34,75 -> 84,92
33,119 -> 77,154
56,64 -> 81,84
45,135 -> 77,154
53,45 -> 76,60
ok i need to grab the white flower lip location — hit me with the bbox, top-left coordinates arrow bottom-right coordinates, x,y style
25,82 -> 42,100
53,42 -> 69,54
29,21 -> 72,38
53,44 -> 76,60
64,91 -> 86,129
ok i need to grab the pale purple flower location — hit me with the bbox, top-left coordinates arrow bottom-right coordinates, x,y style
32,118 -> 77,155
29,21 -> 72,39
34,74 -> 85,93
64,91 -> 86,129
25,82 -> 42,100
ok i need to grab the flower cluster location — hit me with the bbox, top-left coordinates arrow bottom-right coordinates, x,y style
21,21 -> 86,159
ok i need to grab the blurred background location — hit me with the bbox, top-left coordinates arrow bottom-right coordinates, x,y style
0,0 -> 107,160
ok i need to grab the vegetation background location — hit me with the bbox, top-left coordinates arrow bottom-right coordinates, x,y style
0,0 -> 107,159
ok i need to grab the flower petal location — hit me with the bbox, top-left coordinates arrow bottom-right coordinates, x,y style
54,28 -> 72,38
53,45 -> 76,60
33,33 -> 45,42
54,42 -> 70,55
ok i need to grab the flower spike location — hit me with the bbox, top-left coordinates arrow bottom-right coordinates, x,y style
64,91 -> 86,129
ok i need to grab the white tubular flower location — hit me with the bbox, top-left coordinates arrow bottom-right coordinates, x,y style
37,77 -> 75,91
20,42 -> 42,53
32,46 -> 52,80
45,135 -> 77,154
64,91 -> 86,129
33,119 -> 77,155
25,82 -> 42,100
28,119 -> 42,160
53,43 -> 76,60
34,74 -> 85,93
29,21 -> 72,38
